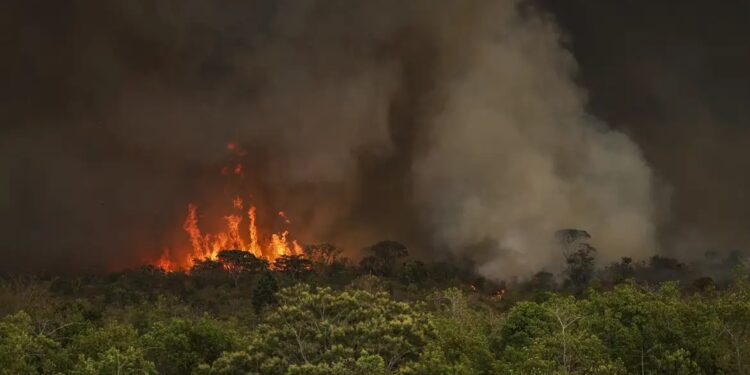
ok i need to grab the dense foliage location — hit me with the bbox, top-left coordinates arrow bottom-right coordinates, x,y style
1,242 -> 749,374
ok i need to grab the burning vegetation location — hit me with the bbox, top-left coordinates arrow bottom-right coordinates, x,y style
155,143 -> 303,272
155,198 -> 302,272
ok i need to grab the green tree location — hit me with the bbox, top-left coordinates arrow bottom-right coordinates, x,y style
0,276 -> 55,318
347,274 -> 387,294
716,266 -> 750,374
66,322 -> 139,363
585,283 -> 715,374
139,316 -> 238,375
497,296 -> 625,374
71,347 -> 156,375
0,311 -> 65,374
252,271 -> 279,314
206,284 -> 433,374
405,288 -> 498,374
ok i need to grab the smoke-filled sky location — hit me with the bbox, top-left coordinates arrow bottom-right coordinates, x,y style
2,0 -> 749,276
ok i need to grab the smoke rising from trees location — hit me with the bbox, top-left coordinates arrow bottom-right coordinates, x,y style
3,0 -> 659,276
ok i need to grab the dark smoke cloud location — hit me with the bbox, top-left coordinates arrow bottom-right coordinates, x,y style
3,0 -> 739,277
540,0 -> 750,260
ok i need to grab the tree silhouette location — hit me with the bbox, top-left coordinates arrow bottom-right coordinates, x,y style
217,250 -> 269,287
252,271 -> 279,313
273,255 -> 313,280
303,243 -> 342,266
359,240 -> 408,277
556,229 -> 596,295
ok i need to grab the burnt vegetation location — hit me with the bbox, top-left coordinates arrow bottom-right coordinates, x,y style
1,234 -> 750,374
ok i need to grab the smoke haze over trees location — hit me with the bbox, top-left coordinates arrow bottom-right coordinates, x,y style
2,0 -> 749,276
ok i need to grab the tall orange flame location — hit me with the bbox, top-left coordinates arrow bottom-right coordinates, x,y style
154,143 -> 302,271
158,197 -> 301,271
247,205 -> 262,256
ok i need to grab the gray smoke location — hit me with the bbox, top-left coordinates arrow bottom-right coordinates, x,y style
409,1 -> 657,276
1,0 -> 659,276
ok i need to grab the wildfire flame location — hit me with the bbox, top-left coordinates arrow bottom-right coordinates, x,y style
156,199 -> 302,271
156,248 -> 175,271
154,142 -> 303,272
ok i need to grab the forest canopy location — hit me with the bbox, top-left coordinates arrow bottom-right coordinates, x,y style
1,240 -> 749,375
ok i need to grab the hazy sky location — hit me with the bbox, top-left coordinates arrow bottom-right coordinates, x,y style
2,0 -> 748,274
541,0 -> 750,257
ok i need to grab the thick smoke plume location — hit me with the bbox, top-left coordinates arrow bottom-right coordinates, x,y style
1,0 -> 658,276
